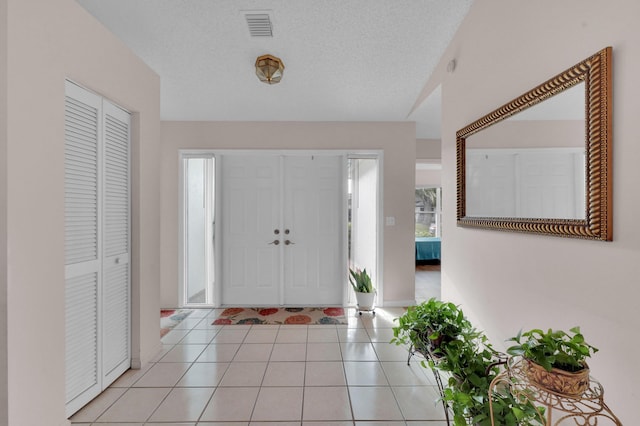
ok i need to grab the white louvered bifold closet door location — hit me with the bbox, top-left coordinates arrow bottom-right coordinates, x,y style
64,83 -> 102,415
64,81 -> 131,417
101,101 -> 131,384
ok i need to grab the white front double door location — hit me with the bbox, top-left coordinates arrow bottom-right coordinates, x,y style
221,154 -> 343,306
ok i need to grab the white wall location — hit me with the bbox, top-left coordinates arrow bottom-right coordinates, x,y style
159,122 -> 416,308
4,1 -> 161,424
428,0 -> 639,422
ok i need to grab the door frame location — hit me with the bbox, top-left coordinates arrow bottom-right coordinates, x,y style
178,149 -> 383,308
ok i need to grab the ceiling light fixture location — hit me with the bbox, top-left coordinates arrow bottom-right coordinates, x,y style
255,54 -> 285,84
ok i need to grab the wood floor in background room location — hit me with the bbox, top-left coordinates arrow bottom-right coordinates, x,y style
415,263 -> 441,303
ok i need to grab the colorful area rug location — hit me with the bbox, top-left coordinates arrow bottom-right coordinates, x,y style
212,307 -> 347,325
160,309 -> 193,337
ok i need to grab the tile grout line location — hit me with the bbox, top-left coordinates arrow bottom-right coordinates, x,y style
342,323 -> 357,424
248,323 -> 282,423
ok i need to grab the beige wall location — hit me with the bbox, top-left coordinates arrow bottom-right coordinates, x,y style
415,139 -> 441,187
5,1 -> 161,424
160,121 -> 416,308
428,0 -> 639,422
415,168 -> 441,187
0,0 -> 7,423
416,138 -> 441,159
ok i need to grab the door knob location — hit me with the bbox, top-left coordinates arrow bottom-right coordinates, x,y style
284,229 -> 290,235
284,240 -> 295,245
274,229 -> 280,234
269,240 -> 280,245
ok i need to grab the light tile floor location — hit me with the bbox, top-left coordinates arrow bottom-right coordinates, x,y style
70,307 -> 449,426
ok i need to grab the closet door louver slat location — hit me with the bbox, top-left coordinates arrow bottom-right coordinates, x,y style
64,95 -> 99,266
64,272 -> 99,403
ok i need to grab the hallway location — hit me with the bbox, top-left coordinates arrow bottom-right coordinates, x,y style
70,307 -> 448,425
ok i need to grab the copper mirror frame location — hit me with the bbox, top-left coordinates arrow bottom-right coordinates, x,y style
456,47 -> 612,240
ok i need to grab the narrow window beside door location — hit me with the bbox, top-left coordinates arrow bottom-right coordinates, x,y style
182,155 -> 216,306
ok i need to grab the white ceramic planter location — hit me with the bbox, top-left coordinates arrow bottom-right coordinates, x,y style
355,291 -> 375,311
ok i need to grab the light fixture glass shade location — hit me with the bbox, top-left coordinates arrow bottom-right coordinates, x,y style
255,54 -> 285,84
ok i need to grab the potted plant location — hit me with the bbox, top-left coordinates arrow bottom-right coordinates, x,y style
348,267 -> 375,311
438,330 -> 544,426
506,326 -> 598,396
391,298 -> 471,357
393,299 -> 544,425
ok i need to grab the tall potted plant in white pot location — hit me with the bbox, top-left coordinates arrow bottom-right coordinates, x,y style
349,267 -> 375,313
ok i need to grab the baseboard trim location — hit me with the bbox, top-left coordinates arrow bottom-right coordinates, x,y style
380,299 -> 416,308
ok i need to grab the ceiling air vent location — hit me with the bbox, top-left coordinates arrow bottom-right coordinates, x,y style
245,13 -> 273,37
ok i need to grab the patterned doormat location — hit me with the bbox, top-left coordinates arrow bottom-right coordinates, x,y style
212,307 -> 347,325
160,309 -> 193,337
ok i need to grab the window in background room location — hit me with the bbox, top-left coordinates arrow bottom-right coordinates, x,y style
415,187 -> 441,237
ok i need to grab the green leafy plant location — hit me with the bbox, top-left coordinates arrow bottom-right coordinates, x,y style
391,298 -> 471,354
506,326 -> 598,372
392,299 -> 544,426
348,267 -> 374,293
437,332 -> 543,426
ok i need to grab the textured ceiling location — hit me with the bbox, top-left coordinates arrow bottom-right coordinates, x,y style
77,0 -> 473,138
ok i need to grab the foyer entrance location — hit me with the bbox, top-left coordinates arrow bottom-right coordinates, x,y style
180,151 -> 381,308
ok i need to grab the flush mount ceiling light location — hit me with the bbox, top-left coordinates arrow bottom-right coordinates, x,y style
255,54 -> 285,84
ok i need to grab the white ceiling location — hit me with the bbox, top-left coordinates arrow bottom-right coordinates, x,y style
77,0 -> 473,138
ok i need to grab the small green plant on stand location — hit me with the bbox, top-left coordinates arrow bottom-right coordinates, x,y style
507,326 -> 598,397
349,267 -> 376,312
506,326 -> 598,372
391,298 -> 471,355
348,267 -> 375,293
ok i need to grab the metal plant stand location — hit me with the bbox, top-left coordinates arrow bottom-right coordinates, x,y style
489,358 -> 623,426
407,343 -> 451,426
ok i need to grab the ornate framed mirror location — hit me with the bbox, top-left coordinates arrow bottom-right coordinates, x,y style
456,47 -> 612,240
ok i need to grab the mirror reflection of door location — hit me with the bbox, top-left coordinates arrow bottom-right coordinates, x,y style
464,82 -> 587,220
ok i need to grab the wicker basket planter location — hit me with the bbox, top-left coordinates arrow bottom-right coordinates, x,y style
524,358 -> 590,397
